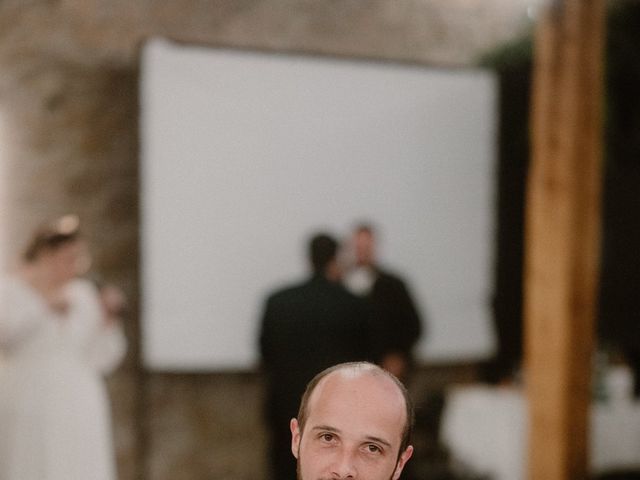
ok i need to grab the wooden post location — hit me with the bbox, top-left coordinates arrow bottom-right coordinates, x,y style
525,1 -> 605,479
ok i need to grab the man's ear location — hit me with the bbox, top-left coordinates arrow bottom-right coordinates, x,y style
290,418 -> 301,459
391,445 -> 414,480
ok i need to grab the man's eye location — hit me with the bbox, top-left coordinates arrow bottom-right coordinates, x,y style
366,444 -> 381,454
321,433 -> 334,442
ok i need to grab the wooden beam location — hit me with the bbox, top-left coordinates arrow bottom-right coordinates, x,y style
525,1 -> 605,479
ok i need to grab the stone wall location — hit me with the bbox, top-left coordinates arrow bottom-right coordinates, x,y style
0,1 -> 532,478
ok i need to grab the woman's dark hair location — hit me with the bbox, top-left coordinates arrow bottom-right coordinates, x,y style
23,214 -> 82,262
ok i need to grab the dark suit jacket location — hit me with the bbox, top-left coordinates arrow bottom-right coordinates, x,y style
259,274 -> 373,424
368,268 -> 423,364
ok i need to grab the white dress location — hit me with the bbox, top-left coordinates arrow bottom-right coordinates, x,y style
0,276 -> 126,480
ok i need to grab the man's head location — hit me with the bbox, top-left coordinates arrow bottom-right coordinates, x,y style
291,362 -> 414,480
352,223 -> 376,267
309,233 -> 340,279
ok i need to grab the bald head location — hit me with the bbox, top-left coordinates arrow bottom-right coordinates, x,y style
291,362 -> 414,480
296,362 -> 414,456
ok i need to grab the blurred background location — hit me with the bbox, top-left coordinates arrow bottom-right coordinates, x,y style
1,1 -> 639,479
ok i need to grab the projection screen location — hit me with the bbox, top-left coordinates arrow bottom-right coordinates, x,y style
140,39 -> 497,371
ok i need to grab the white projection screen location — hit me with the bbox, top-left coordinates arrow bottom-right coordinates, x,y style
141,38 -> 498,371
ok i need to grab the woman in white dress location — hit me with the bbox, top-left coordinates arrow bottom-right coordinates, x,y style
0,215 -> 127,480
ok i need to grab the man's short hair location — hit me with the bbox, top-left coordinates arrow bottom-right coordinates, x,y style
309,233 -> 338,273
296,362 -> 415,455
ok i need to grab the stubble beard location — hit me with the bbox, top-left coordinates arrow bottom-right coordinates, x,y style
295,454 -> 397,480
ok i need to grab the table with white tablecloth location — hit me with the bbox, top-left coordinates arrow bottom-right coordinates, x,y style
441,378 -> 640,480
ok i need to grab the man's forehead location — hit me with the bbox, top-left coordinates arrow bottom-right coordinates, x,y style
315,366 -> 393,388
306,369 -> 406,433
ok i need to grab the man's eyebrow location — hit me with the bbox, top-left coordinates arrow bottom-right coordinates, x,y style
311,425 -> 341,433
363,435 -> 392,448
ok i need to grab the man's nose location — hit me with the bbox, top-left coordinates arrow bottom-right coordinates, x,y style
330,449 -> 357,479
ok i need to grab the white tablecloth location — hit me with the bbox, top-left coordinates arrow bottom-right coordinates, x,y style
442,381 -> 640,480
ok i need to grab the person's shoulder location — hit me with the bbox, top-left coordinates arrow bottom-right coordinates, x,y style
0,274 -> 17,291
265,278 -> 309,303
1,274 -> 36,300
0,274 -> 18,301
375,267 -> 407,286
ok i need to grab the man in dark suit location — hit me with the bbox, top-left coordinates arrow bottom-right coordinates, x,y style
259,233 -> 373,480
344,223 -> 423,381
